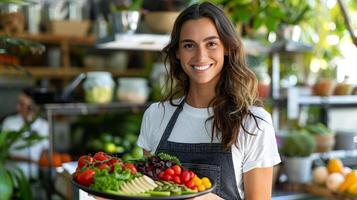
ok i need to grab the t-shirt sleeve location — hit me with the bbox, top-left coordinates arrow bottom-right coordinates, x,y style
137,105 -> 154,152
242,114 -> 281,173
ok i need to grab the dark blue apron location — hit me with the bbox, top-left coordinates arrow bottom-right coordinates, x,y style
155,99 -> 241,200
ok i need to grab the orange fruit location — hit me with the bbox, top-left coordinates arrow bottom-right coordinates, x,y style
327,158 -> 344,174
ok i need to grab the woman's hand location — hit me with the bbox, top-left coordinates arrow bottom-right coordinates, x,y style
187,193 -> 223,200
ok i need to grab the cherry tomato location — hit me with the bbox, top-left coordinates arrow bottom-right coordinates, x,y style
171,165 -> 182,175
78,155 -> 93,169
188,170 -> 195,179
93,151 -> 109,161
162,174 -> 173,181
123,163 -> 137,175
180,171 -> 191,183
172,175 -> 181,184
158,171 -> 165,179
185,180 -> 195,189
109,158 -> 120,165
164,168 -> 175,176
97,163 -> 110,171
77,168 -> 95,186
73,171 -> 80,181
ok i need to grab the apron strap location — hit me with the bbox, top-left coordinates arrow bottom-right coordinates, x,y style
155,98 -> 185,154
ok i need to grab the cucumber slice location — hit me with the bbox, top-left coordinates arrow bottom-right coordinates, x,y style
147,191 -> 171,196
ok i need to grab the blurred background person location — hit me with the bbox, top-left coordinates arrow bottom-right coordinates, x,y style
2,87 -> 49,180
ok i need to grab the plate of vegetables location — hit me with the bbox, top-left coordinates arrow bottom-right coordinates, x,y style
72,151 -> 216,199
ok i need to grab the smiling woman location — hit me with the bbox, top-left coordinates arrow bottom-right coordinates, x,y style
137,2 -> 281,200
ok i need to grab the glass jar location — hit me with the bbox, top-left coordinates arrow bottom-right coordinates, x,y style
83,72 -> 114,103
117,78 -> 149,104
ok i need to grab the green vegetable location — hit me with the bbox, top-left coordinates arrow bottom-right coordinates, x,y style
157,152 -> 181,165
90,165 -> 134,192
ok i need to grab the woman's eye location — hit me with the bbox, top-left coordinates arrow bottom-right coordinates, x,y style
207,42 -> 217,48
183,43 -> 194,49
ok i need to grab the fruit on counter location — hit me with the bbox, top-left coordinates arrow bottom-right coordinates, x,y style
38,151 -> 72,167
88,133 -> 138,154
327,158 -> 344,174
312,166 -> 329,185
338,170 -> 357,193
325,172 -> 345,192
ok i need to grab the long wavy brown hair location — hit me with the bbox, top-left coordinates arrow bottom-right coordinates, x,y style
162,2 -> 263,150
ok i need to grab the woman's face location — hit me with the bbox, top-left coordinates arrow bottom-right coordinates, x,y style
176,17 -> 225,88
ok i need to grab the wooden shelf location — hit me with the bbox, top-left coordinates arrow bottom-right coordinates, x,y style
1,33 -> 95,45
0,66 -> 146,78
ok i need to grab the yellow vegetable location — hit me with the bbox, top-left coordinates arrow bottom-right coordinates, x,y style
193,176 -> 202,186
339,170 -> 357,193
327,158 -> 344,174
201,177 -> 212,189
197,184 -> 206,192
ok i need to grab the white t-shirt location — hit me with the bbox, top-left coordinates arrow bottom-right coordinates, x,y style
2,114 -> 49,178
137,100 -> 281,198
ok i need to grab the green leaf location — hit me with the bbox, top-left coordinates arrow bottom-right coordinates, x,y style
13,168 -> 32,200
0,166 -> 13,200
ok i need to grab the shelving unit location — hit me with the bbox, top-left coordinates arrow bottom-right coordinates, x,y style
0,66 -> 146,78
96,33 -> 270,55
270,40 -> 313,129
0,33 -> 147,79
287,86 -> 357,125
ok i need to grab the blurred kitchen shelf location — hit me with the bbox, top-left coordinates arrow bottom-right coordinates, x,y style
96,33 -> 270,55
44,101 -> 150,115
0,66 -> 146,78
1,32 -> 95,45
286,87 -> 357,120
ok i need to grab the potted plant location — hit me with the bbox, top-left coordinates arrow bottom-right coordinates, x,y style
109,0 -> 143,34
304,123 -> 335,153
280,130 -> 316,183
0,121 -> 46,200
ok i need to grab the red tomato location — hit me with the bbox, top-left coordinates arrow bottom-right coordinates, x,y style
123,163 -> 137,175
164,168 -> 175,176
171,165 -> 182,175
77,168 -> 95,186
73,171 -> 80,181
97,163 -> 110,171
162,174 -> 173,181
93,151 -> 109,161
172,175 -> 181,184
188,170 -> 195,179
78,155 -> 93,169
109,158 -> 120,165
185,180 -> 195,189
180,171 -> 191,183
158,172 -> 165,179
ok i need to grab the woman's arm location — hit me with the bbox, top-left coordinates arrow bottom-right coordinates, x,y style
243,167 -> 273,200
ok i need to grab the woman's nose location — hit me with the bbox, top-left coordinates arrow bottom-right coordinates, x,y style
195,47 -> 208,61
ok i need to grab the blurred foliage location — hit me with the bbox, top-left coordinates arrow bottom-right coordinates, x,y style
209,0 -> 311,34
280,130 -> 316,157
70,112 -> 143,155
